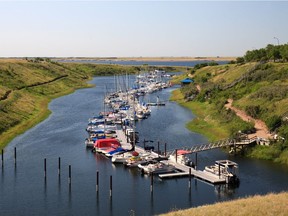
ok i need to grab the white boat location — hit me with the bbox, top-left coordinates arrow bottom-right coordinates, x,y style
138,160 -> 175,174
204,160 -> 240,185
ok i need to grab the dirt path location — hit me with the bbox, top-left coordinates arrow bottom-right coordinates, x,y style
225,99 -> 272,139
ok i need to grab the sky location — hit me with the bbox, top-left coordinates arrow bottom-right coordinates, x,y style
0,1 -> 287,58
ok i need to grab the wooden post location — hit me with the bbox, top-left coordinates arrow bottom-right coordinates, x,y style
58,157 -> 61,176
189,168 -> 191,189
175,149 -> 178,163
195,153 -> 198,169
14,147 -> 17,165
164,143 -> 167,157
44,158 -> 47,179
110,175 -> 112,197
96,171 -> 99,193
157,141 -> 160,156
218,164 -> 220,179
68,165 -> 71,185
150,174 -> 153,193
1,149 -> 4,168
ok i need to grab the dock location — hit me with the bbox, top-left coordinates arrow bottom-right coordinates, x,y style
159,160 -> 227,184
108,129 -> 230,185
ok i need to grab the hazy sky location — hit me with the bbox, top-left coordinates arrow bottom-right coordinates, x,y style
0,1 -> 287,57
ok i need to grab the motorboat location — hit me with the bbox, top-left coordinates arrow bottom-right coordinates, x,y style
92,138 -> 121,153
204,160 -> 240,185
138,160 -> 175,175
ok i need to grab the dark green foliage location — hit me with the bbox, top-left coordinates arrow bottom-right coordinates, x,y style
266,115 -> 282,132
193,62 -> 219,70
244,44 -> 288,62
245,105 -> 261,118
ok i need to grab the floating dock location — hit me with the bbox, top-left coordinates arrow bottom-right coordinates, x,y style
116,129 -> 228,184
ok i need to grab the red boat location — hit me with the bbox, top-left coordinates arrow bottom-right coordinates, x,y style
93,138 -> 121,153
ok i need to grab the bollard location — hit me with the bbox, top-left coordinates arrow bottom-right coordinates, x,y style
96,171 -> 99,193
58,157 -> 61,176
150,174 -> 153,193
110,175 -> 112,197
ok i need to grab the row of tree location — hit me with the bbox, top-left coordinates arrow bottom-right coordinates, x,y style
233,44 -> 288,64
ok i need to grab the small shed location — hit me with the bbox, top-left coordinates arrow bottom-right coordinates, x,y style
181,78 -> 194,86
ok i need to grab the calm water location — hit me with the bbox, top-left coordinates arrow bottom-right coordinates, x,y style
58,59 -> 229,67
1,76 -> 288,216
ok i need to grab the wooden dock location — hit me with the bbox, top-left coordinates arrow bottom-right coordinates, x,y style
159,160 -> 227,184
116,129 -> 228,184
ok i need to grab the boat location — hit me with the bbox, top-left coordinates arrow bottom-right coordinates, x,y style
168,150 -> 194,166
204,160 -> 240,185
111,151 -> 135,163
138,159 -> 175,175
124,152 -> 154,168
105,147 -> 129,157
92,138 -> 121,153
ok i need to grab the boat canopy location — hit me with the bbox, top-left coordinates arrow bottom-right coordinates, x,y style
177,150 -> 191,155
94,138 -> 121,148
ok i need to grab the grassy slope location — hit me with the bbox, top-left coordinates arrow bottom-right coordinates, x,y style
0,59 -> 144,149
172,62 -> 288,163
161,192 -> 288,216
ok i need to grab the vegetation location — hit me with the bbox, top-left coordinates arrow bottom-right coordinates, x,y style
0,59 -> 141,149
161,192 -> 288,216
173,44 -> 288,165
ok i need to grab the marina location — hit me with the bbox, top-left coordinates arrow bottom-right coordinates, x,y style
1,74 -> 288,216
83,71 -> 240,186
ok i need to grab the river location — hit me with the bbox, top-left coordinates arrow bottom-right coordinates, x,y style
1,75 -> 288,216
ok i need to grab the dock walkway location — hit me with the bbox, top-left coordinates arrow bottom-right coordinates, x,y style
159,160 -> 227,184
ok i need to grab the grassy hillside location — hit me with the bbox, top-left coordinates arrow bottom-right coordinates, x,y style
0,59 -> 140,149
173,62 -> 288,164
161,192 -> 288,216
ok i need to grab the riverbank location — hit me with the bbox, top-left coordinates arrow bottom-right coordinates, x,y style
0,59 -> 131,149
171,61 -> 288,165
161,191 -> 288,216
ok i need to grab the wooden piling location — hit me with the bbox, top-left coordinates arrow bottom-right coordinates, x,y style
157,141 -> 160,156
164,143 -> 167,156
96,171 -> 99,193
14,147 -> 17,165
175,149 -> 178,163
110,175 -> 112,197
218,164 -> 220,179
68,165 -> 71,185
189,168 -> 191,189
150,174 -> 153,193
195,152 -> 198,169
1,149 -> 4,168
44,158 -> 47,179
58,157 -> 61,176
